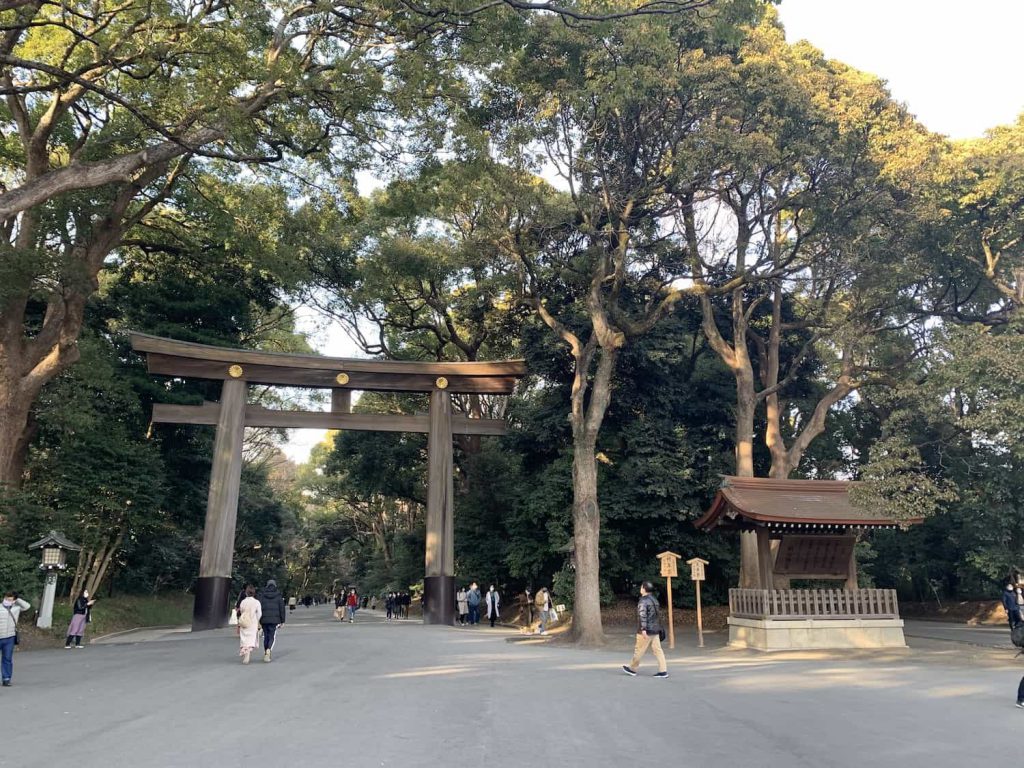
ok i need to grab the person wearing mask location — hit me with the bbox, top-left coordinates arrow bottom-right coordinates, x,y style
257,579 -> 286,663
622,581 -> 668,679
65,588 -> 97,649
486,585 -> 501,628
1,591 -> 30,686
346,589 -> 359,623
1003,582 -> 1020,630
467,583 -> 482,625
456,586 -> 469,626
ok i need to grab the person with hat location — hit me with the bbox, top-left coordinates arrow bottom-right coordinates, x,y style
257,579 -> 286,663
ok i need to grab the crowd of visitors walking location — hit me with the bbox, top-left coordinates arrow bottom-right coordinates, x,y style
385,592 -> 411,621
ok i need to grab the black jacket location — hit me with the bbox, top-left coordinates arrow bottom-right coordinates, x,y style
259,586 -> 287,625
637,594 -> 661,633
1004,588 -> 1019,614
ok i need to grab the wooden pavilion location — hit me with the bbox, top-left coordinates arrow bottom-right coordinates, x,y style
696,476 -> 921,651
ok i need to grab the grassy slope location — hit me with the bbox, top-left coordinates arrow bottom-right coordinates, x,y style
17,593 -> 194,649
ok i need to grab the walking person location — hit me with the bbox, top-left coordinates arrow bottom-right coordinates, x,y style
65,588 -> 97,649
237,585 -> 262,664
457,586 -> 469,626
467,583 -> 482,625
258,579 -> 286,663
385,592 -> 394,622
1004,581 -> 1020,630
622,581 -> 668,679
535,587 -> 551,635
346,589 -> 358,623
486,584 -> 501,628
1,590 -> 30,687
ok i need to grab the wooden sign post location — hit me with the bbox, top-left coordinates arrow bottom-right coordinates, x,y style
657,551 -> 681,649
687,557 -> 709,648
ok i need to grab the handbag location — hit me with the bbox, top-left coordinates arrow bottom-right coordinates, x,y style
548,607 -> 559,624
238,608 -> 253,630
658,628 -> 666,642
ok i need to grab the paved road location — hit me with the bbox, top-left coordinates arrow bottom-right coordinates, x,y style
904,619 -> 1015,649
4,607 -> 1024,768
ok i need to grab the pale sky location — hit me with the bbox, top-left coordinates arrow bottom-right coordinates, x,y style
281,0 -> 1023,462
778,0 -> 1023,139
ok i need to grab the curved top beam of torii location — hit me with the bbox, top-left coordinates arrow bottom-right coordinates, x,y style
130,332 -> 526,395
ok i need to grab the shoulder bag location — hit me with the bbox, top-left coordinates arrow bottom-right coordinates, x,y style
3,604 -> 19,646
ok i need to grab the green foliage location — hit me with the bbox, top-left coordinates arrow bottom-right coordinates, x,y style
0,547 -> 41,599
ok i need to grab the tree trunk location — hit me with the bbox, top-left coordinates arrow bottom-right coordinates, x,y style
89,530 -> 123,595
69,549 -> 92,605
570,346 -> 618,647
733,343 -> 759,588
571,439 -> 603,646
0,361 -> 37,488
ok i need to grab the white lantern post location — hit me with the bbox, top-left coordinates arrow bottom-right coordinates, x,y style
28,532 -> 81,629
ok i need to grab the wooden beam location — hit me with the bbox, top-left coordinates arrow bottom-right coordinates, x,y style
331,389 -> 351,413
150,403 -> 508,436
846,537 -> 858,590
131,332 -> 526,376
144,353 -> 520,394
756,527 -> 774,591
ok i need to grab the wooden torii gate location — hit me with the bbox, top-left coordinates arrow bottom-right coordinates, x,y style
130,333 -> 526,630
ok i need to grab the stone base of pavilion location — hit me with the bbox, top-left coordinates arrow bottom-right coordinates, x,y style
726,588 -> 907,651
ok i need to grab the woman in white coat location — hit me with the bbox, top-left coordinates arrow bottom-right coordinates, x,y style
237,585 -> 262,664
485,585 -> 501,628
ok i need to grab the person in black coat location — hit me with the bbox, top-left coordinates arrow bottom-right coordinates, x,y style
257,579 -> 286,663
1003,583 -> 1021,630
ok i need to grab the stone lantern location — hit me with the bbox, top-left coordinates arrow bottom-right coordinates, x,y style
28,531 -> 82,629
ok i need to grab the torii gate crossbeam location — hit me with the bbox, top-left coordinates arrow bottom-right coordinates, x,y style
130,333 -> 526,631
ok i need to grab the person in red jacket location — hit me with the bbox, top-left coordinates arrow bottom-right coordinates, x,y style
345,589 -> 358,623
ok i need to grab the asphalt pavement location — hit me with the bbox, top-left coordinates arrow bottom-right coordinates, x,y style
904,618 -> 1015,649
3,607 -> 1024,768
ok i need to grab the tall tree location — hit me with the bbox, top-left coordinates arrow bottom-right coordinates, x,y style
469,3 -> 763,643
673,19 -> 936,583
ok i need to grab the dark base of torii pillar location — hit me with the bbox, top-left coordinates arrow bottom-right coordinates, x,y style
193,576 -> 233,631
192,377 -> 247,631
423,389 -> 456,625
423,575 -> 456,625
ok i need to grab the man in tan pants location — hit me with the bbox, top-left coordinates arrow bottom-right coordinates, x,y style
622,581 -> 668,679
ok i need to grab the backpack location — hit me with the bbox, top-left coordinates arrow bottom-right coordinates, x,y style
1012,624 -> 1024,649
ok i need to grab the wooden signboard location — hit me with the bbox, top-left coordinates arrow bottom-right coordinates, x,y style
659,553 -> 678,578
657,552 -> 681,648
686,558 -> 710,648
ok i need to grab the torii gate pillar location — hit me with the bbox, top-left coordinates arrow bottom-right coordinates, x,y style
423,390 -> 455,625
194,378 -> 247,631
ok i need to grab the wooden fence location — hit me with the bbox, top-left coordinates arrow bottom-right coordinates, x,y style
729,588 -> 900,621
